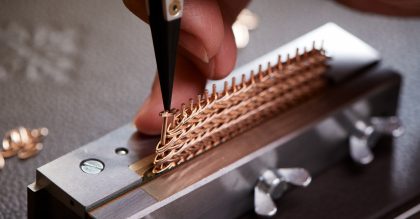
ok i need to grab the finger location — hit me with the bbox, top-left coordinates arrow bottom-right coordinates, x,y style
211,22 -> 237,79
123,0 -> 224,64
123,0 -> 240,80
122,0 -> 148,22
180,0 -> 249,79
184,21 -> 237,80
218,0 -> 251,24
134,55 -> 206,135
178,0 -> 225,62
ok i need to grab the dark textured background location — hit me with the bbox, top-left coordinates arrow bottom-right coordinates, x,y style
0,0 -> 419,218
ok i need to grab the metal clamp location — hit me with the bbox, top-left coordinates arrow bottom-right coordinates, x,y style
254,168 -> 311,217
347,114 -> 404,165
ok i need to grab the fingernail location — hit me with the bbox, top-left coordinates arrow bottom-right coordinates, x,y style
179,33 -> 209,63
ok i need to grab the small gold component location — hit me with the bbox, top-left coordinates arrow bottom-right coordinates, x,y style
1,148 -> 18,158
159,111 -> 172,145
17,143 -> 43,160
0,153 -> 4,170
152,46 -> 329,174
2,138 -> 11,151
0,127 -> 48,170
129,154 -> 156,177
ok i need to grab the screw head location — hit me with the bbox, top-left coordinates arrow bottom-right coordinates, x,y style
80,159 -> 104,174
169,0 -> 181,16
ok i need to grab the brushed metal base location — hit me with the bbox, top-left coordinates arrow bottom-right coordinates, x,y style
89,69 -> 401,219
27,23 -> 400,219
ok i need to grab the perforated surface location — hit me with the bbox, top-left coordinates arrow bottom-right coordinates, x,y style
0,0 -> 419,218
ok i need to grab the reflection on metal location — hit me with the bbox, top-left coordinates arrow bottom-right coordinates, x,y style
80,159 -> 105,174
254,168 -> 311,216
371,117 -> 404,137
395,202 -> 420,219
153,45 -> 328,174
232,9 -> 259,49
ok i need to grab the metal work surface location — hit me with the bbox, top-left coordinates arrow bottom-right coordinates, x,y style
28,23 -> 381,218
0,0 -> 419,218
89,70 -> 401,219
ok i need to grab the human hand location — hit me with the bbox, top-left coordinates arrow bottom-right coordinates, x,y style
337,0 -> 420,16
123,0 -> 250,135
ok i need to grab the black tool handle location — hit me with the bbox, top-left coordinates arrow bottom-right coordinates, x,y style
148,0 -> 181,111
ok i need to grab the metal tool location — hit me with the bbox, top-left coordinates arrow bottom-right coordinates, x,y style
27,23 -> 402,219
147,0 -> 184,111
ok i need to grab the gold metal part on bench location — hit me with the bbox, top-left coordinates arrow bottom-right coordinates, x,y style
0,127 -> 48,170
153,43 -> 329,174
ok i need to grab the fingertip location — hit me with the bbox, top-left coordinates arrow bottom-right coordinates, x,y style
183,22 -> 237,80
211,23 -> 237,79
134,97 -> 162,135
123,0 -> 149,22
181,0 -> 224,59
